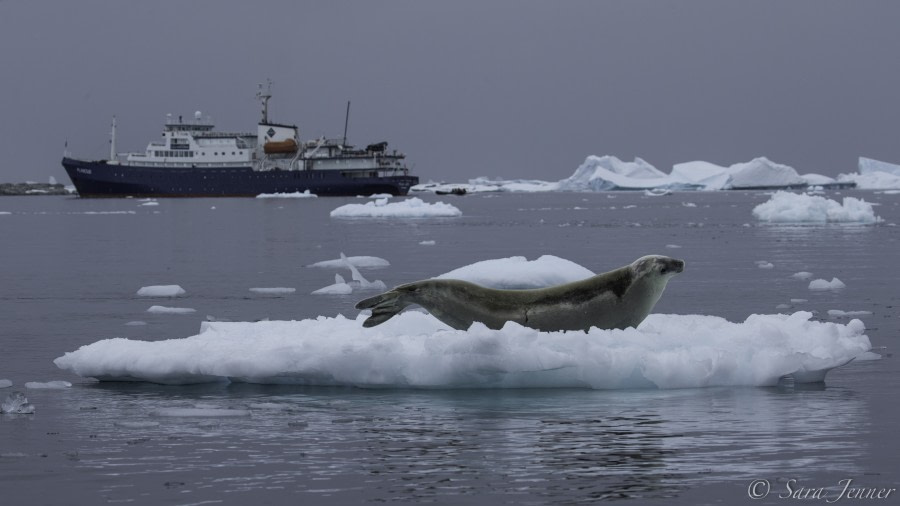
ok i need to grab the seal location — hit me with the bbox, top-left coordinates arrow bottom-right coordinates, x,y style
355,255 -> 685,332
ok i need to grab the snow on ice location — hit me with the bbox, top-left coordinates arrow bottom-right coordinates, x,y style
753,192 -> 882,223
435,255 -> 595,289
136,285 -> 186,297
330,197 -> 461,218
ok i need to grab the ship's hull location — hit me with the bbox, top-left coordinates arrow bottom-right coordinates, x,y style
62,158 -> 418,197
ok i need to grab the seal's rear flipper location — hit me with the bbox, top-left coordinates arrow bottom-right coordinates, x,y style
355,290 -> 408,327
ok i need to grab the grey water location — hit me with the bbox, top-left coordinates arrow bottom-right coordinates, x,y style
0,191 -> 898,505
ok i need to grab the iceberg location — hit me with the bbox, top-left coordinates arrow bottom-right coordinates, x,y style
136,285 -> 186,297
727,157 -> 806,189
54,311 -> 872,389
858,156 -> 900,177
809,278 -> 846,291
330,197 -> 461,218
435,255 -> 595,289
0,379 -> 12,388
556,156 -> 684,191
752,191 -> 882,224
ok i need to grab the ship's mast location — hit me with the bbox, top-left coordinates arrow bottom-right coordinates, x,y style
342,101 -> 351,146
257,79 -> 273,124
109,116 -> 117,162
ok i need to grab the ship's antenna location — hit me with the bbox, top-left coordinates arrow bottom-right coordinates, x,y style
109,116 -> 117,162
256,79 -> 273,124
342,101 -> 351,146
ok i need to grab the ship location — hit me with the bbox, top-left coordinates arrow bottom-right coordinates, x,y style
62,82 -> 418,197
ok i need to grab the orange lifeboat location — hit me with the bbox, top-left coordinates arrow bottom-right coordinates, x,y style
264,138 -> 298,154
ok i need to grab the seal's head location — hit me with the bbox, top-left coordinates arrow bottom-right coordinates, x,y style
631,255 -> 685,281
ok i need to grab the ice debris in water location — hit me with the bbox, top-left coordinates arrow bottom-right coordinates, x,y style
0,379 -> 12,388
330,197 -> 462,218
136,285 -> 186,297
752,191 -> 882,223
755,261 -> 774,269
828,310 -> 872,318
307,255 -> 390,269
249,287 -> 296,295
147,306 -> 196,314
311,254 -> 386,295
55,311 -> 872,390
809,278 -> 846,291
25,381 -> 72,389
1,392 -> 35,414
419,240 -> 436,246
312,274 -> 354,295
256,190 -> 317,199
792,271 -> 814,280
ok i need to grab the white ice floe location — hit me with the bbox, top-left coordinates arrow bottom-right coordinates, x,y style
828,310 -> 872,317
330,197 -> 461,218
752,191 -> 882,223
809,278 -> 846,291
790,299 -> 808,303
125,321 -> 148,326
147,306 -> 196,314
366,193 -> 393,199
792,271 -> 814,280
0,212 -> 10,215
150,407 -> 251,417
312,274 -> 354,295
419,240 -> 436,246
0,380 -> 12,389
665,244 -> 682,249
256,190 -> 317,199
54,310 -> 872,389
756,261 -> 774,269
435,255 -> 595,289
140,201 -> 159,207
24,381 -> 71,389
249,287 -> 296,295
1,392 -> 34,414
307,255 -> 390,269
136,285 -> 186,297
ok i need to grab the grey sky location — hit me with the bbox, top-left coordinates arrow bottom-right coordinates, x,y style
2,0 -> 899,184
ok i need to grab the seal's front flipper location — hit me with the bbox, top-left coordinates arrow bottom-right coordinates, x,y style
355,289 -> 409,327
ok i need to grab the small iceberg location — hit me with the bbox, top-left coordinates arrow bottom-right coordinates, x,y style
147,306 -> 196,315
136,285 -> 186,297
330,197 -> 461,218
809,278 -> 846,291
1,392 -> 34,414
0,379 -> 12,389
752,191 -> 882,223
312,274 -> 354,295
24,381 -> 72,389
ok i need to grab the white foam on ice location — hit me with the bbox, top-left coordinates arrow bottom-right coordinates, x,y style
752,191 -> 882,223
330,197 -> 461,218
249,287 -> 296,295
136,285 -> 186,297
24,381 -> 72,389
256,190 -> 317,199
147,306 -> 196,314
54,310 -> 872,389
435,255 -> 595,289
809,278 -> 846,291
307,255 -> 390,269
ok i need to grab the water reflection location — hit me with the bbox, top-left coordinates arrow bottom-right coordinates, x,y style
39,383 -> 869,503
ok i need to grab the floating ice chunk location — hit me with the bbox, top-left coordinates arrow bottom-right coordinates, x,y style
435,255 -> 595,289
790,299 -> 808,303
682,202 -> 697,208
1,392 -> 34,414
0,212 -> 11,215
150,408 -> 251,417
665,244 -> 682,249
312,274 -> 353,295
147,306 -> 196,314
136,285 -> 186,297
307,255 -> 390,269
249,287 -> 296,295
753,191 -> 882,223
366,193 -> 393,199
827,310 -> 872,317
25,381 -> 72,389
49,176 -> 57,185
792,271 -> 814,280
809,278 -> 846,291
140,201 -> 159,207
256,190 -> 317,199
0,379 -> 12,388
330,197 -> 461,218
756,261 -> 774,269
115,421 -> 161,429
341,253 -> 386,291
419,240 -> 436,246
54,311 -> 872,389
125,321 -> 148,326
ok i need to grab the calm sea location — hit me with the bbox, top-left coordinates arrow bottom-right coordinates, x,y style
1,191 -> 898,505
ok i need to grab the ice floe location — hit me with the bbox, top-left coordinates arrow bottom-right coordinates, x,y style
307,255 -> 390,269
249,287 -> 296,295
828,310 -> 872,317
54,310 -> 872,389
752,192 -> 882,223
792,271 -> 814,280
809,278 -> 846,291
147,306 -> 196,315
136,285 -> 186,297
256,190 -> 317,199
0,379 -> 12,388
419,240 -> 436,246
435,255 -> 595,289
312,274 -> 354,295
24,381 -> 71,389
330,197 -> 461,218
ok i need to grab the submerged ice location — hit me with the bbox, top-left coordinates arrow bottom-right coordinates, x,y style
54,310 -> 871,389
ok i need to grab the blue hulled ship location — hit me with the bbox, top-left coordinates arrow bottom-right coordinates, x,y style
62,82 -> 418,197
